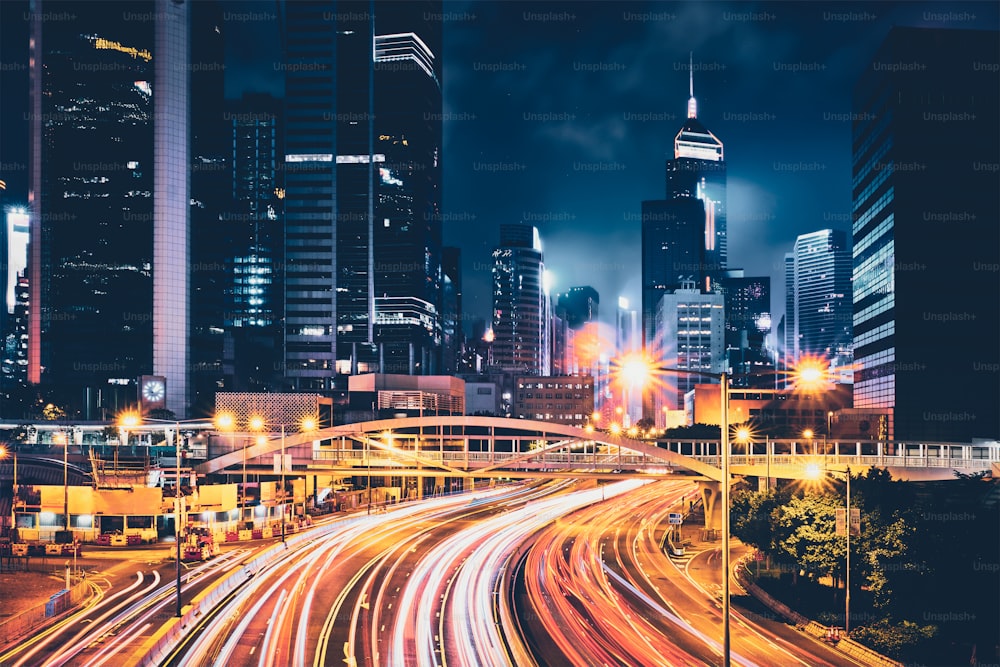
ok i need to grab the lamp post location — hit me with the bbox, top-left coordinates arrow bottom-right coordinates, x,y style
652,364 -> 730,667
807,464 -> 853,635
123,413 -> 198,619
247,416 -> 317,542
0,445 -> 16,534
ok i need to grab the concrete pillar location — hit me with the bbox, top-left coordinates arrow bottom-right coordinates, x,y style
697,480 -> 721,531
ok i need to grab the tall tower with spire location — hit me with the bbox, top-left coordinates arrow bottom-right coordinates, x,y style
667,54 -> 727,289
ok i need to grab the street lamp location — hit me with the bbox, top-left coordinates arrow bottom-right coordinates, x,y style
122,413 -> 197,619
0,444 -> 16,534
803,429 -> 815,455
248,416 -> 317,543
214,413 -> 240,514
806,464 -> 854,635
649,363 -> 731,667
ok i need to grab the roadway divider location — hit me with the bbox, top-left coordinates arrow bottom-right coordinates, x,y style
733,554 -> 903,667
131,515 -> 370,667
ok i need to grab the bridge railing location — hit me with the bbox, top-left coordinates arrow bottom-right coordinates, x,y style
695,453 -> 995,471
311,449 -> 670,469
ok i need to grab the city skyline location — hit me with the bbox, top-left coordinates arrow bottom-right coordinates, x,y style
6,1 -> 997,335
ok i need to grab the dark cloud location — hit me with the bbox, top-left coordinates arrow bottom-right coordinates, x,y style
442,0 -> 998,332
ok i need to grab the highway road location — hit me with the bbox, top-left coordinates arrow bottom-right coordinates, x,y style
2,479 -> 869,666
515,479 -> 862,666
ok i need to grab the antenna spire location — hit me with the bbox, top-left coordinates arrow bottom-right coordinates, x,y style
687,52 -> 697,118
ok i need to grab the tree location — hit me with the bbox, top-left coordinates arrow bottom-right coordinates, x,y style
774,493 -> 845,581
147,408 -> 177,421
731,486 -> 791,554
663,423 -> 720,439
850,619 -> 936,661
634,417 -> 656,433
41,403 -> 66,421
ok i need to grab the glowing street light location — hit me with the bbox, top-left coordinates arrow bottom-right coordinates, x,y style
649,363 -> 732,667
0,444 -> 16,534
215,413 -> 242,512
806,464 -> 855,635
248,416 -> 318,542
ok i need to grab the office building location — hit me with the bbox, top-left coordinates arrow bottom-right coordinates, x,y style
718,270 -> 773,386
666,57 -> 727,286
5,208 -> 29,318
782,252 -> 795,377
372,23 -> 444,376
654,280 -> 725,412
852,27 -> 999,441
513,375 -> 594,427
555,286 -> 599,330
188,1 -> 230,414
491,224 -> 549,376
641,197 -> 706,350
27,1 -> 191,416
789,230 -> 852,367
441,247 -> 462,375
283,2 -> 443,389
221,94 -> 284,394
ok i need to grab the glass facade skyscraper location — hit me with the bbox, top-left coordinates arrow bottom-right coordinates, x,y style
28,1 -> 191,416
283,1 -> 442,389
666,60 -> 727,288
641,197 -> 705,351
790,229 -> 852,367
641,59 -> 725,355
492,224 -> 548,375
852,27 -> 999,441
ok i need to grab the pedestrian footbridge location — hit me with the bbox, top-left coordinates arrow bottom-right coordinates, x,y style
195,416 -> 1000,483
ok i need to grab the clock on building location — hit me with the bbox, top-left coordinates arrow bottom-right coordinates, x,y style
143,379 -> 164,402
139,375 -> 167,410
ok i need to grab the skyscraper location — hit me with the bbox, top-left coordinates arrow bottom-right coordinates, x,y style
283,2 -> 363,389
28,1 -> 190,416
718,270 -> 773,386
282,1 -> 443,389
666,56 -> 727,286
790,229 -> 852,367
783,252 -> 795,375
224,94 -> 284,393
188,0 -> 229,415
852,27 -> 999,441
441,246 -> 462,375
641,56 -> 725,354
556,286 -> 599,330
372,20 -> 443,375
616,296 -> 639,357
641,197 -> 705,351
491,224 -> 548,375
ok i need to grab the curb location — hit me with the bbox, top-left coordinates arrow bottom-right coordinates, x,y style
733,554 -> 903,667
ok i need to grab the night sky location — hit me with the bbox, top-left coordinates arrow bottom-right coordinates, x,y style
5,1 -> 998,336
225,0 -> 997,334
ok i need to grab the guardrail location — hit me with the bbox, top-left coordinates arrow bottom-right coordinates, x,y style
0,578 -> 93,648
734,554 -> 902,667
130,514 -> 369,667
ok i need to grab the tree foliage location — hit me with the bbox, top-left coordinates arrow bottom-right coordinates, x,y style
849,619 -> 936,661
663,423 -> 720,438
773,493 -> 845,580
